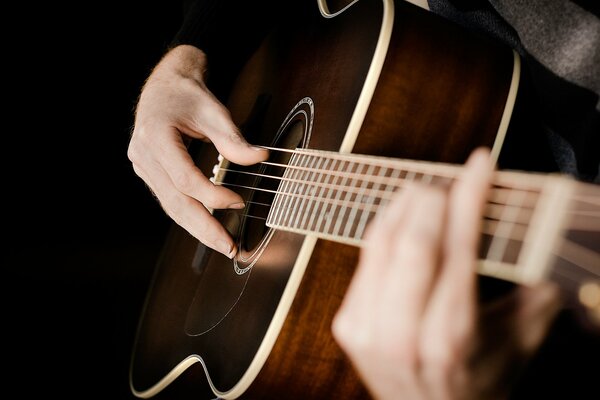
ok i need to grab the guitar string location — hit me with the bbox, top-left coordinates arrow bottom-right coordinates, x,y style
254,146 -> 565,191
252,146 -> 599,205
227,200 -> 600,282
215,166 -> 600,230
214,148 -> 600,230
210,149 -> 599,279
219,180 -> 598,247
220,166 -> 541,209
217,180 -> 536,230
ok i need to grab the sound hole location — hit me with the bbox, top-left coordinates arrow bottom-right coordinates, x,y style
184,117 -> 307,335
242,119 -> 305,252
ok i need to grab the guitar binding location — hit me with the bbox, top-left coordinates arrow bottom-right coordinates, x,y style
232,97 -> 314,274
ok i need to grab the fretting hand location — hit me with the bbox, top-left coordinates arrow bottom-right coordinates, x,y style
332,148 -> 561,400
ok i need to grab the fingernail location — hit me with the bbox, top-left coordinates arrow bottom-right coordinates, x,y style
216,240 -> 235,259
229,202 -> 245,209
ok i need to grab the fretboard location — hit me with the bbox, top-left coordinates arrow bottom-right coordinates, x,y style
265,148 -> 599,287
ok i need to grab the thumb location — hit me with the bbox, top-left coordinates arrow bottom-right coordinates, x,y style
195,99 -> 269,166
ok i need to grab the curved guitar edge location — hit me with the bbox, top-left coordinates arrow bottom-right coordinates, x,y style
130,1 -> 392,398
339,0 -> 394,153
127,237 -> 320,399
130,0 -> 522,396
219,1 -> 394,397
130,355 -> 201,399
490,49 -> 521,163
216,236 -> 318,399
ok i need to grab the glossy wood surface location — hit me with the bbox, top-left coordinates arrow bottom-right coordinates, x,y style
130,1 -> 514,399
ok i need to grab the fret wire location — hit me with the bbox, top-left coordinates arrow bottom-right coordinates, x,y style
420,171 -> 434,184
292,154 -> 321,230
314,158 -> 340,235
343,162 -> 375,238
486,189 -> 528,264
301,156 -> 328,231
492,187 -> 539,208
284,153 -> 310,229
332,160 -> 359,236
271,153 -> 297,226
277,154 -> 298,228
485,203 -> 534,224
482,219 -> 527,241
324,159 -> 350,236
355,164 -> 391,239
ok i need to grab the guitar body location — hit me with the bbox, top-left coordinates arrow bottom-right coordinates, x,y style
130,1 -> 517,398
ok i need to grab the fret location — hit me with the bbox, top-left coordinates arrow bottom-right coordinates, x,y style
300,156 -> 329,231
283,154 -> 311,228
272,153 -> 301,227
485,188 -> 528,265
264,148 -> 597,288
313,158 -> 341,235
517,176 -> 575,284
342,162 -> 374,238
292,154 -> 321,230
420,172 -> 434,184
300,157 -> 331,231
323,160 -> 351,236
268,154 -> 293,227
354,164 -> 391,240
333,162 -> 365,237
481,219 -> 527,241
486,203 -> 534,224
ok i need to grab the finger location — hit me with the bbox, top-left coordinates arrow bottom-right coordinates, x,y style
334,187 -> 429,400
381,184 -> 447,343
153,126 -> 249,210
419,148 -> 494,397
375,185 -> 447,398
132,154 -> 238,258
190,94 -> 270,166
363,185 -> 447,400
439,147 -> 494,319
333,189 -> 408,346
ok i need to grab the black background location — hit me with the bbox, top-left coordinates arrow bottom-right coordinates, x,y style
5,1 -> 182,398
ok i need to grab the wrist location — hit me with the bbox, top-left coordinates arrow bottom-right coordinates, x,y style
154,44 -> 208,83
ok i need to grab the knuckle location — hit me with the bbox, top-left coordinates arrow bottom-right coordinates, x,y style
331,312 -> 352,345
332,313 -> 372,356
127,141 -> 142,165
387,337 -> 419,371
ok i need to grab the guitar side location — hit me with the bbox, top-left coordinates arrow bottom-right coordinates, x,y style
129,1 -> 518,399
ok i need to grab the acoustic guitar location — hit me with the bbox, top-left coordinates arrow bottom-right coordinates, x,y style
129,0 -> 600,399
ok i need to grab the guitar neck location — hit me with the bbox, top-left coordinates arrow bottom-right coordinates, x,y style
265,148 -> 600,288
